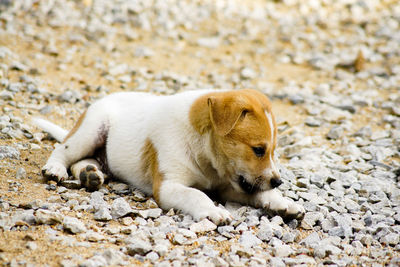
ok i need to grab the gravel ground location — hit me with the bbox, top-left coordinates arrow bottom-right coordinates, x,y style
1,0 -> 400,266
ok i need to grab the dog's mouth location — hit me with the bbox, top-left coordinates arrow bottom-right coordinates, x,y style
238,175 -> 260,194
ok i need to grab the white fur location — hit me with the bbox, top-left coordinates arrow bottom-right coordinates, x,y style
32,118 -> 68,142
265,111 -> 274,144
262,111 -> 279,179
36,90 -> 304,224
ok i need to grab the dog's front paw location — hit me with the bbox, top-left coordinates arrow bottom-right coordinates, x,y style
285,201 -> 305,221
42,162 -> 68,182
192,206 -> 233,225
265,197 -> 305,221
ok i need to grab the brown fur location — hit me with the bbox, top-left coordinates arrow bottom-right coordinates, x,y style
63,110 -> 87,143
189,89 -> 277,187
141,138 -> 163,203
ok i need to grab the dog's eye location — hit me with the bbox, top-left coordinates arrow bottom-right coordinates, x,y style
252,146 -> 265,158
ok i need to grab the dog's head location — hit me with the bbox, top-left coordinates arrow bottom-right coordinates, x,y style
190,89 -> 281,194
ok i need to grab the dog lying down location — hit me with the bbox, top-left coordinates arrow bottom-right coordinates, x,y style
34,89 -> 305,224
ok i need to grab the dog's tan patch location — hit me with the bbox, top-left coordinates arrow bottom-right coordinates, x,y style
189,94 -> 212,135
63,110 -> 87,143
141,138 -> 163,203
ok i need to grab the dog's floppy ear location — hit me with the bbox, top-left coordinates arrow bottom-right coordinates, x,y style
208,96 -> 246,136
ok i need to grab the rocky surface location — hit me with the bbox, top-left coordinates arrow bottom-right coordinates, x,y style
0,0 -> 400,266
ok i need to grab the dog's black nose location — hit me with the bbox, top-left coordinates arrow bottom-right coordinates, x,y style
270,178 -> 283,188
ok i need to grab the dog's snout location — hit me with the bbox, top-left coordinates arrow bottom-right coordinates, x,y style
270,178 -> 283,188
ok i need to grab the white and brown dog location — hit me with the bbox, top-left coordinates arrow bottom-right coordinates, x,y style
34,89 -> 305,224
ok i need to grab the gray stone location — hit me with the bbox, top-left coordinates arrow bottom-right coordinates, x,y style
239,231 -> 262,248
16,167 -> 26,179
111,197 -> 132,219
301,212 -> 323,230
300,232 -> 320,248
281,232 -> 295,243
283,144 -> 303,158
93,206 -> 112,221
172,233 -> 187,245
177,228 -> 196,239
0,202 -> 9,211
7,82 -> 22,92
327,126 -> 344,140
305,117 -> 322,127
79,255 -> 107,267
84,231 -> 106,242
289,94 -> 304,104
296,178 -> 309,188
102,249 -> 127,266
361,235 -> 373,246
61,180 -> 81,189
10,61 -> 28,71
325,244 -> 342,256
146,251 -> 159,262
131,190 -> 147,202
138,208 -> 162,219
310,173 -> 326,188
344,198 -> 360,213
90,192 -> 108,210
63,217 -> 87,234
0,146 -> 19,160
109,182 -> 129,193
271,216 -> 284,226
58,90 -> 80,103
273,244 -> 293,257
126,239 -> 152,256
213,257 -> 229,266
154,244 -> 169,257
0,90 -> 13,100
189,219 -> 217,233
284,255 -> 316,265
380,233 -> 399,246
329,226 -> 348,237
39,105 -> 53,115
35,209 -> 63,225
334,215 -> 353,237
270,257 -> 285,267
197,37 -> 220,48
314,246 -> 326,258
232,244 -> 253,258
134,46 -> 154,58
56,186 -> 68,194
217,225 -> 235,238
298,192 -> 327,205
240,67 -> 256,79
390,258 -> 400,266
257,224 -> 273,241
337,105 -> 356,114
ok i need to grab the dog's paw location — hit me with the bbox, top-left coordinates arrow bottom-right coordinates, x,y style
193,206 -> 233,225
265,197 -> 305,221
42,162 -> 68,182
284,201 -> 305,221
79,164 -> 104,192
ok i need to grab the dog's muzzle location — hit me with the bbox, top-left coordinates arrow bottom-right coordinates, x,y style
238,175 -> 260,194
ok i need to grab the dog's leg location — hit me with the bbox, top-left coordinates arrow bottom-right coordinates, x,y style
42,111 -> 108,182
158,181 -> 233,225
70,159 -> 106,191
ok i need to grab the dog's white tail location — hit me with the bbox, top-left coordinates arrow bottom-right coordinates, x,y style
32,118 -> 68,142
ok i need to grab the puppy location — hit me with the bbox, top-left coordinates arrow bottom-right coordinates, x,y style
34,89 -> 305,224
